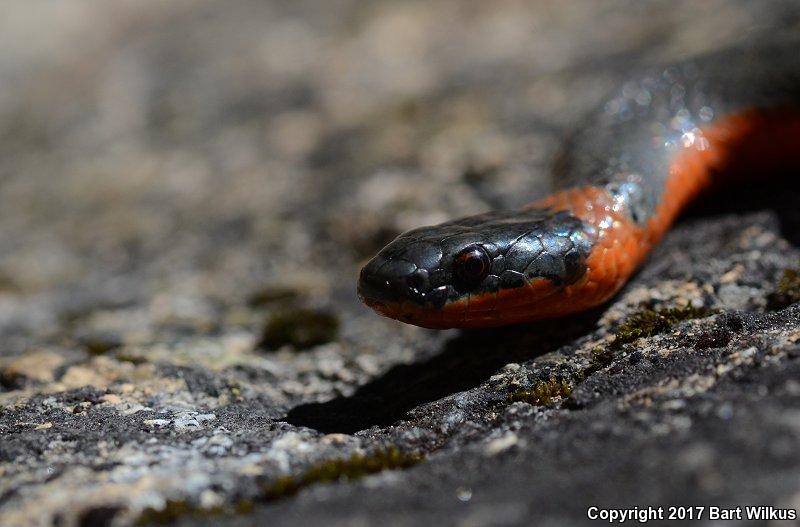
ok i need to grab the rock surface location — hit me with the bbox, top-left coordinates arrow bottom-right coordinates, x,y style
1,1 -> 799,526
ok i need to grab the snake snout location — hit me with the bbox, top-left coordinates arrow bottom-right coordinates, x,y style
358,256 -> 419,305
358,236 -> 448,309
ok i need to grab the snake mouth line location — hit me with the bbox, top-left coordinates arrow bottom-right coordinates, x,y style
360,295 -> 454,328
360,275 -> 574,329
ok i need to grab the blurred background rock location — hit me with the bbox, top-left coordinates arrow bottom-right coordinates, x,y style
1,1 -> 799,526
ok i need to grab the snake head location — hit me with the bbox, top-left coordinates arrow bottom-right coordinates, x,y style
357,208 -> 596,328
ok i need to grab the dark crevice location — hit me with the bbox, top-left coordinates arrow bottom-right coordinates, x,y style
682,170 -> 800,247
284,308 -> 603,434
77,506 -> 123,527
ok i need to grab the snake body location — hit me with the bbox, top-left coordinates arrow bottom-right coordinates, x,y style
358,40 -> 800,329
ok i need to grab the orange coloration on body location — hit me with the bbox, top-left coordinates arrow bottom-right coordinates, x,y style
374,110 -> 800,329
510,109 -> 800,328
650,109 -> 800,242
515,110 -> 800,325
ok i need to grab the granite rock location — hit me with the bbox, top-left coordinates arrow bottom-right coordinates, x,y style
0,1 -> 799,526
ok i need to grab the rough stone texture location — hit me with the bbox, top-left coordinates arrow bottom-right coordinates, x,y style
1,1 -> 799,526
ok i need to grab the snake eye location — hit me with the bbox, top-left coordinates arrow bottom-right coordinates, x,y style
453,245 -> 490,290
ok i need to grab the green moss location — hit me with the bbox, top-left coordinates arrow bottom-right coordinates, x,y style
508,378 -> 573,406
113,351 -> 147,365
257,308 -> 339,351
610,303 -> 712,350
81,335 -> 123,355
247,286 -> 301,307
0,369 -> 24,390
137,499 -> 198,525
136,500 -> 254,525
137,448 -> 422,524
767,265 -> 800,310
261,447 -> 423,500
585,346 -> 616,376
0,273 -> 20,293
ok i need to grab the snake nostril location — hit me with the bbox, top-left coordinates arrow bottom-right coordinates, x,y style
358,260 -> 394,302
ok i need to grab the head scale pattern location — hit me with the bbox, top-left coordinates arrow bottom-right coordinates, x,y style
358,208 -> 596,312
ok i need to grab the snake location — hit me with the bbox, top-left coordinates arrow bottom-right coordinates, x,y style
357,39 -> 800,329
